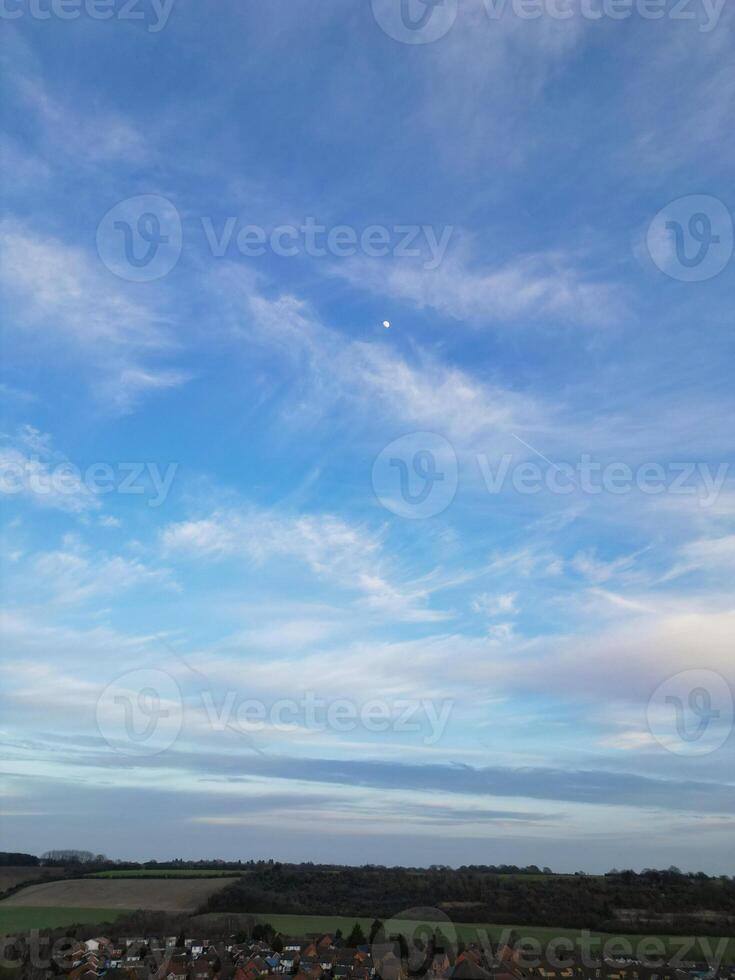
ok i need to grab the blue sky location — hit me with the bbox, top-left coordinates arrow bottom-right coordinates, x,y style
1,0 -> 734,872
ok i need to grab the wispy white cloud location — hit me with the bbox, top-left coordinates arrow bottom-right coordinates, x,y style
0,425 -> 98,514
3,31 -> 150,170
0,223 -> 160,346
28,538 -> 177,606
471,591 -> 518,617
334,248 -> 624,328
662,534 -> 735,581
571,549 -> 644,584
0,221 -> 189,412
162,508 -> 380,571
161,506 -> 444,623
624,8 -> 735,173
213,266 -> 551,447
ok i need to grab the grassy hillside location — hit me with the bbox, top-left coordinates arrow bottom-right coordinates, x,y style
0,907 -> 131,932
200,864 -> 735,936
87,869 -> 243,879
196,912 -> 735,964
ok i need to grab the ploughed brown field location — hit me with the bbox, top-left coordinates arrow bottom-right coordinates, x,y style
1,876 -> 229,912
0,867 -> 64,892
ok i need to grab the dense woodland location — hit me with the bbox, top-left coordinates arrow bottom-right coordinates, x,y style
0,853 -> 39,867
200,865 -> 735,936
3,854 -> 734,938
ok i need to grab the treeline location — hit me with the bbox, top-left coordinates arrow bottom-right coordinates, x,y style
0,853 -> 38,867
6,851 -> 734,885
10,851 -> 734,879
200,865 -> 735,936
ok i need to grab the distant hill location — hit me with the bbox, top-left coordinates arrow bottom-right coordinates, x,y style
200,865 -> 735,936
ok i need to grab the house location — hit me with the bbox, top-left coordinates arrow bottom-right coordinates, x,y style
450,958 -> 494,980
336,949 -> 359,967
191,963 -> 215,980
376,951 -> 402,980
67,967 -> 103,980
430,952 -> 451,976
158,956 -> 189,980
85,938 -> 112,953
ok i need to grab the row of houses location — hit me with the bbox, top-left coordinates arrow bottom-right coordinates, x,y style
63,932 -> 377,980
61,932 -> 735,980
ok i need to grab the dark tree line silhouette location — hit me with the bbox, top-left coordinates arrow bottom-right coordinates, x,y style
201,865 -> 735,936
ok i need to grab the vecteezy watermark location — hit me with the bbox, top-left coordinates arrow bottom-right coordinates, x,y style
2,928 -> 729,976
373,434 -> 730,519
370,0 -> 726,42
372,432 -> 459,519
0,457 -> 178,507
481,929 -> 730,973
202,691 -> 454,745
97,195 -> 183,282
95,668 -> 455,756
647,195 -> 733,282
370,911 -> 731,978
200,216 -> 453,270
475,454 -> 730,506
483,0 -> 726,31
370,0 -> 458,44
0,0 -> 176,31
372,908 -> 458,976
96,668 -> 184,757
0,932 -> 181,974
96,195 -> 454,281
647,669 -> 734,756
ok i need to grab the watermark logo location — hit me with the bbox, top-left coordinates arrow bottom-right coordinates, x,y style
0,457 -> 178,508
369,0 -> 727,40
96,206 -> 453,279
374,436 -> 728,518
201,692 -> 453,746
647,669 -> 733,756
0,0 -> 177,31
483,0 -> 726,31
96,194 -> 182,282
370,0 -> 457,43
96,668 -> 183,756
201,217 -> 452,269
373,432 -> 458,519
372,908 -> 458,978
1,927 -> 729,976
647,195 -> 733,282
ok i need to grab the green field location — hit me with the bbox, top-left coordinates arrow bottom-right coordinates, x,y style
87,869 -> 243,879
235,914 -> 734,964
2,906 -> 732,965
0,907 -> 132,933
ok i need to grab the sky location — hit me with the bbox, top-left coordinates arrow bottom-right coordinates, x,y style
0,0 -> 734,874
